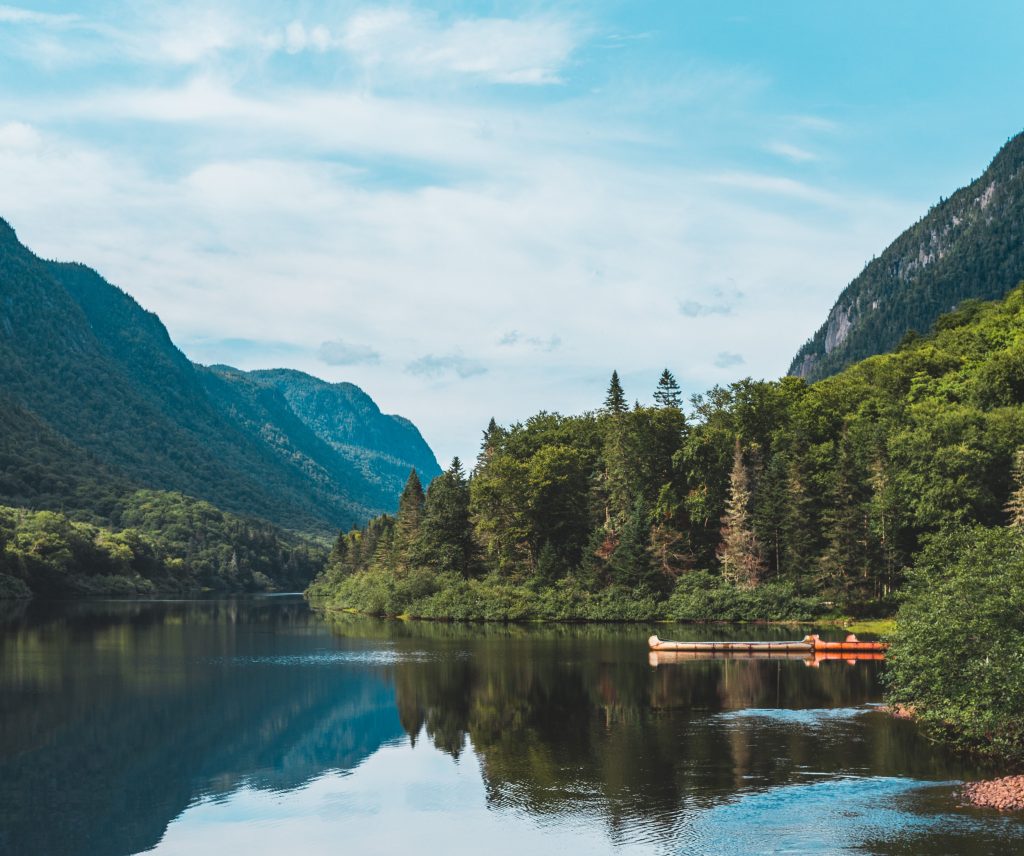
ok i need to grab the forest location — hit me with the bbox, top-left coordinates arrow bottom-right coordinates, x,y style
309,284 -> 1024,624
0,490 -> 325,597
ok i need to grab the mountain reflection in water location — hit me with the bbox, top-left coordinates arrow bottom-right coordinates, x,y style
0,598 -> 1019,856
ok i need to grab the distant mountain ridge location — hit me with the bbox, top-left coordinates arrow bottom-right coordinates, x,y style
790,130 -> 1024,380
0,217 -> 440,533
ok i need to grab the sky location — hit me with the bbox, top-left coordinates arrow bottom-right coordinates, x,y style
2,2 -> 1024,465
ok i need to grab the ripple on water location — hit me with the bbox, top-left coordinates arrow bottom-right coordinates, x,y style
711,705 -> 878,728
678,776 -> 1024,856
207,649 -> 435,667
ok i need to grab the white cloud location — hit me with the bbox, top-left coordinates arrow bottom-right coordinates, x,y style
714,352 -> 745,368
318,339 -> 381,366
679,287 -> 744,318
498,331 -> 562,352
406,354 -> 487,379
0,120 -> 40,150
765,141 -> 818,163
0,8 -> 924,464
0,117 -> 917,461
0,5 -> 79,26
339,9 -> 578,84
790,115 -> 839,133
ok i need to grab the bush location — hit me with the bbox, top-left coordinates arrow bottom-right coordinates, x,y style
665,571 -> 826,621
884,526 -> 1024,763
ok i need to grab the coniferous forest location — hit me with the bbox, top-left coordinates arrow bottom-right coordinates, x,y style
310,285 -> 1024,624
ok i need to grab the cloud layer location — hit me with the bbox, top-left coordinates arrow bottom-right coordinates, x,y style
0,2 -> 934,464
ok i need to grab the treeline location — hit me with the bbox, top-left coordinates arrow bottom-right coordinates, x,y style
309,285 -> 1024,621
0,490 -> 326,598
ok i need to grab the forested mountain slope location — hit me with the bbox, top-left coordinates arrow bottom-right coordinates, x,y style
0,218 -> 439,534
203,368 -> 440,513
790,130 -> 1024,380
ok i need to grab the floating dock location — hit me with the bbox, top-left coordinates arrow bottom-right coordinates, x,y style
648,650 -> 886,668
647,633 -> 887,654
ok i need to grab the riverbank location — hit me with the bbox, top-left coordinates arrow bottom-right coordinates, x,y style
306,569 -> 857,623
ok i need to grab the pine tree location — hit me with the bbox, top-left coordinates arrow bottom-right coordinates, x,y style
1007,448 -> 1024,527
717,438 -> 765,588
418,458 -> 475,575
609,500 -> 655,589
653,368 -> 682,409
604,370 -> 626,414
396,469 -> 425,544
475,418 -> 502,474
818,431 -> 875,603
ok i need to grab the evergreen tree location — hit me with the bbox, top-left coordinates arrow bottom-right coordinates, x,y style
818,431 -> 876,603
778,446 -> 822,584
609,501 -> 655,589
653,369 -> 683,409
475,418 -> 503,474
717,438 -> 764,588
604,370 -> 626,414
1007,448 -> 1024,528
396,469 -> 425,541
751,451 -> 788,577
418,458 -> 475,575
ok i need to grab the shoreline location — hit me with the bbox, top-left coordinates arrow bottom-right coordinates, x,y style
310,601 -> 893,630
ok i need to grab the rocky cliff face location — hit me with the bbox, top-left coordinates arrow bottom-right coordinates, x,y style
790,132 -> 1024,381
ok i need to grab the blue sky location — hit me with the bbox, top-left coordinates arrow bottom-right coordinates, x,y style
2,1 -> 1023,464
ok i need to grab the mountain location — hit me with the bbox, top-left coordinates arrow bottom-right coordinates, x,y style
789,130 -> 1024,381
0,217 -> 440,535
213,368 -> 442,499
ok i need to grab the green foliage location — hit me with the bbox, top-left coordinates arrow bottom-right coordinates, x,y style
884,526 -> 1024,763
311,285 -> 1024,624
0,492 -> 325,597
653,368 -> 683,408
604,370 -> 626,414
416,458 -> 474,575
665,571 -> 825,622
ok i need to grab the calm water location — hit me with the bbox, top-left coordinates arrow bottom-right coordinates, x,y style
0,596 -> 1020,856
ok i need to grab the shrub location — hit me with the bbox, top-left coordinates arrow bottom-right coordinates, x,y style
665,571 -> 826,621
884,526 -> 1024,763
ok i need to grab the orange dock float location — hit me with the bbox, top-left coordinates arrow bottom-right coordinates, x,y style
647,633 -> 887,654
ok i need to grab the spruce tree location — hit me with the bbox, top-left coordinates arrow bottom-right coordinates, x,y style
717,438 -> 765,588
818,431 -> 875,604
653,368 -> 683,409
476,418 -> 502,474
418,458 -> 475,575
604,370 -> 626,414
396,469 -> 425,543
1007,448 -> 1024,527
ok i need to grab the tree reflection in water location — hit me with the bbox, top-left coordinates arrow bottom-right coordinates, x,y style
0,602 -> 1006,856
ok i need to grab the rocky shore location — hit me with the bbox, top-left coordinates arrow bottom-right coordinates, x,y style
962,776 -> 1024,812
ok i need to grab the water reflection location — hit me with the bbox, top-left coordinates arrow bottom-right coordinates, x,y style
0,600 -> 1019,856
0,598 -> 404,856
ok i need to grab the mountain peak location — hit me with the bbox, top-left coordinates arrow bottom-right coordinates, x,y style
790,129 -> 1024,381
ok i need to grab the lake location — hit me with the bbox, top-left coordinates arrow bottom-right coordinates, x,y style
0,595 -> 1020,855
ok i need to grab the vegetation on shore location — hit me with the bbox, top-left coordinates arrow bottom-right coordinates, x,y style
885,525 -> 1024,766
310,286 -> 1024,629
0,491 -> 325,597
